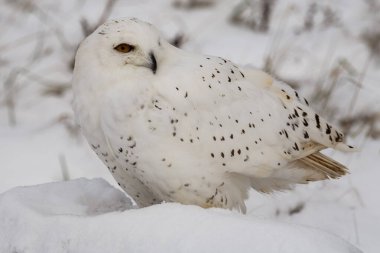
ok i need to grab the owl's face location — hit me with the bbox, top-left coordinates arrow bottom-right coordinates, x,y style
76,18 -> 164,75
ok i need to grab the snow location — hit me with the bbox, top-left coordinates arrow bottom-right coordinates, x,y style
0,178 -> 361,253
0,0 -> 379,252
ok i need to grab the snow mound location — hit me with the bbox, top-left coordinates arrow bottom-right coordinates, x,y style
0,178 -> 361,253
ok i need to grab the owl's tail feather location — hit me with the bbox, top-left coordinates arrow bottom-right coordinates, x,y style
248,152 -> 348,194
300,152 -> 348,179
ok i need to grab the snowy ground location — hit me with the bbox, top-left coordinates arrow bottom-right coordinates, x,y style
0,0 -> 379,252
0,178 -> 361,253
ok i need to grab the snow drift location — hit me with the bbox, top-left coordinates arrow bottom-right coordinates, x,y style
0,178 -> 361,253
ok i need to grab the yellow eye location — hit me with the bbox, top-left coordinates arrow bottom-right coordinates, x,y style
114,43 -> 134,53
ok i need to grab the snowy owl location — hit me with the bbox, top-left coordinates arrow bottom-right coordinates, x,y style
72,18 -> 355,213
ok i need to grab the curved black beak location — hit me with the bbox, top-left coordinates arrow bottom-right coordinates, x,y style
149,51 -> 157,74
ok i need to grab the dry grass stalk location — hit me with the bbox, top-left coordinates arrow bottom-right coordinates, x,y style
59,154 -> 70,181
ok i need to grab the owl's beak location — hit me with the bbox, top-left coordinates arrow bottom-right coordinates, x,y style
149,51 -> 157,74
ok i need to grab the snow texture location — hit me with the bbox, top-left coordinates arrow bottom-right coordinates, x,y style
0,178 -> 361,253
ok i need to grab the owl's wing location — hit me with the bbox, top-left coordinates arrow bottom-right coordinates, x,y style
193,67 -> 354,191
242,67 -> 355,152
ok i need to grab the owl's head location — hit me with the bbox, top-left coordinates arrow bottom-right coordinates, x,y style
75,18 -> 167,75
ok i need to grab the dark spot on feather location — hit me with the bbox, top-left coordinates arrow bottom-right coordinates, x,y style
315,114 -> 321,129
335,130 -> 343,142
326,124 -> 331,134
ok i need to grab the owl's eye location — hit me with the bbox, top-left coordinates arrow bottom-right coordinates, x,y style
114,43 -> 134,53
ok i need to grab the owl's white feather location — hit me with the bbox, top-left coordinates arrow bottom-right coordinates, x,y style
72,18 -> 354,213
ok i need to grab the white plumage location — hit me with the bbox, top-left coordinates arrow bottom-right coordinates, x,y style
72,18 -> 354,213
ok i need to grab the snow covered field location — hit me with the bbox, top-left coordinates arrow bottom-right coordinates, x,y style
0,0 -> 379,252
0,178 -> 361,253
